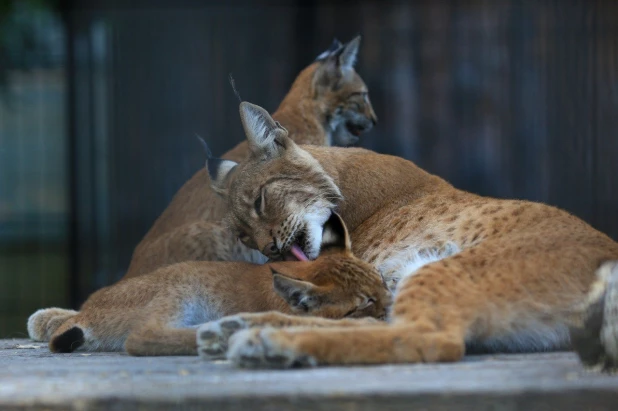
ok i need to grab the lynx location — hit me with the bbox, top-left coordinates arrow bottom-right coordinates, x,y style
27,213 -> 390,356
196,102 -> 618,371
125,36 -> 377,278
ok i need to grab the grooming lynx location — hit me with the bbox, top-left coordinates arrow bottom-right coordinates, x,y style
27,213 -> 390,356
200,102 -> 618,371
125,36 -> 377,278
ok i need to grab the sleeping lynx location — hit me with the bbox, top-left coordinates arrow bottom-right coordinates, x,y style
28,213 -> 390,356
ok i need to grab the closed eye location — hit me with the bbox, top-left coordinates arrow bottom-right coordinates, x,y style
254,189 -> 265,216
348,91 -> 368,98
358,298 -> 376,311
343,308 -> 357,318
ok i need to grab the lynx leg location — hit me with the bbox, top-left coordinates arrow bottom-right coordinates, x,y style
227,324 -> 464,368
570,261 -> 618,372
224,264 -> 468,368
226,234 -> 617,368
27,308 -> 78,342
197,312 -> 379,360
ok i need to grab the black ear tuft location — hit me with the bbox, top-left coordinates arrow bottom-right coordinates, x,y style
228,73 -> 242,103
195,134 -> 212,159
320,212 -> 350,252
315,38 -> 344,61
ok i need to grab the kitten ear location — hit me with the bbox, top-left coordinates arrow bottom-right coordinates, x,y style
197,135 -> 237,197
320,212 -> 351,253
239,102 -> 288,159
271,268 -> 319,311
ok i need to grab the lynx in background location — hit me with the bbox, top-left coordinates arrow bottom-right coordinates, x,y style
28,213 -> 390,356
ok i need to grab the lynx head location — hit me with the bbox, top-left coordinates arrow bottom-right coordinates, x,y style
207,102 -> 342,261
269,212 -> 390,320
289,36 -> 378,146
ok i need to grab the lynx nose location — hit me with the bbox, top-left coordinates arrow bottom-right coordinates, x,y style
262,242 -> 279,258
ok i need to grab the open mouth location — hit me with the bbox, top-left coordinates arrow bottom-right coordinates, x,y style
283,231 -> 309,261
345,122 -> 364,137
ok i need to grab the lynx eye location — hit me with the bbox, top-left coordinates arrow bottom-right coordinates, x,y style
254,196 -> 262,214
254,189 -> 265,216
343,308 -> 357,318
350,101 -> 362,111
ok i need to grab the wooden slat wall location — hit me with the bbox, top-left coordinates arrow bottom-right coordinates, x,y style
312,0 -> 618,233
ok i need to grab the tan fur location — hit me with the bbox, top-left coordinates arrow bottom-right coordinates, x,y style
27,214 -> 391,356
203,103 -> 618,368
125,37 -> 377,278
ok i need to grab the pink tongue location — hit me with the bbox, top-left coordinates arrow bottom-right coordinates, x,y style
290,244 -> 309,261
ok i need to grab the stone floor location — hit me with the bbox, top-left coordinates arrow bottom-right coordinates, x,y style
1,339 -> 617,410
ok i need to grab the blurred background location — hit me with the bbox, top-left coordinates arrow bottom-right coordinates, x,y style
1,0 -> 617,337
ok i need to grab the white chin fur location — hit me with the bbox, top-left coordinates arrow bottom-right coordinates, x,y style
303,206 -> 333,260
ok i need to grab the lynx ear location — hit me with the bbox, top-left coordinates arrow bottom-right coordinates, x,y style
207,158 -> 237,197
313,36 -> 361,92
239,102 -> 288,159
198,135 -> 237,197
320,212 -> 351,253
315,38 -> 343,61
271,268 -> 319,311
338,35 -> 360,71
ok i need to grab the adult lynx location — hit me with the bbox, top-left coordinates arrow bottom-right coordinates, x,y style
198,102 -> 618,371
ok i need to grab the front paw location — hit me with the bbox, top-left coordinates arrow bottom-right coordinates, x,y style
197,315 -> 247,360
227,328 -> 317,369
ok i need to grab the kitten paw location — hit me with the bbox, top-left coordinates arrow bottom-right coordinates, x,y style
197,315 -> 247,360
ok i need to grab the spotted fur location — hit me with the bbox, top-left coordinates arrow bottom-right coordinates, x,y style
209,102 -> 618,370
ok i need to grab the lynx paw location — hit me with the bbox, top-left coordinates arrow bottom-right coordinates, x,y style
571,261 -> 618,373
197,316 -> 248,360
227,328 -> 317,369
27,308 -> 78,342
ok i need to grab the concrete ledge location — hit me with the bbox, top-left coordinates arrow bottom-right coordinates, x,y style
1,339 -> 617,410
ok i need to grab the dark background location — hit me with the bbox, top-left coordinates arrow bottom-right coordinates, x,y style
1,0 -> 617,337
